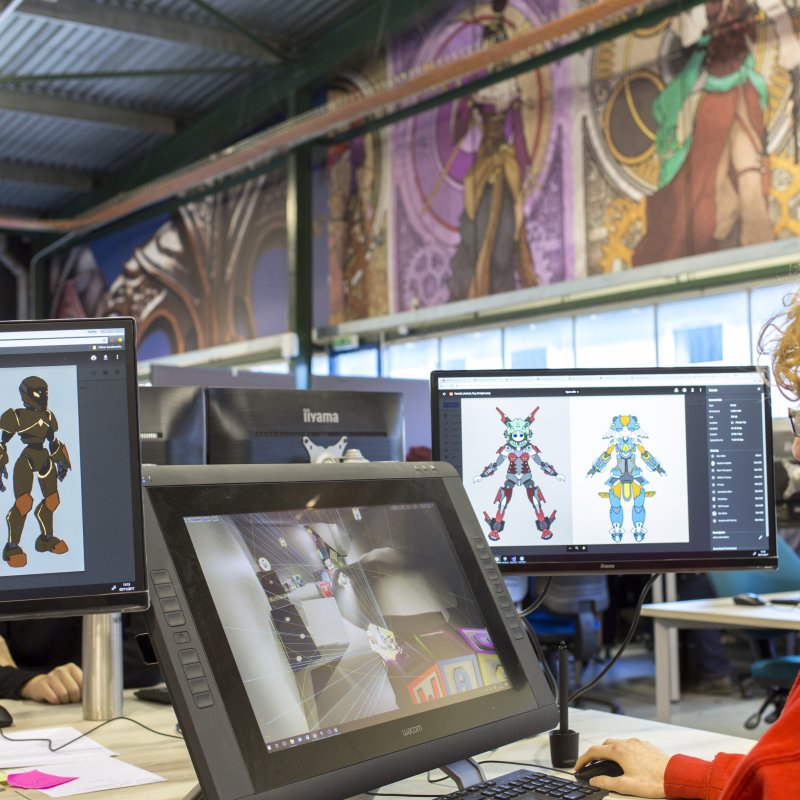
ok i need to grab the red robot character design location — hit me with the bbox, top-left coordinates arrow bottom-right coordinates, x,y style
473,407 -> 565,541
0,376 -> 72,568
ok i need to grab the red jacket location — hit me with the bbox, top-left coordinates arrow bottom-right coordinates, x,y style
664,672 -> 800,799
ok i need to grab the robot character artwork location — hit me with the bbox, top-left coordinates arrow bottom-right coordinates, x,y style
586,414 -> 666,543
0,377 -> 72,568
473,407 -> 565,541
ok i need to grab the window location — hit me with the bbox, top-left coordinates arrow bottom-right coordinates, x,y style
440,330 -> 502,370
384,339 -> 439,378
504,318 -> 574,369
574,307 -> 656,367
657,292 -> 748,366
330,347 -> 379,377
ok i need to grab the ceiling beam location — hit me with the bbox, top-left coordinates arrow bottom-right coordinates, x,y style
0,160 -> 96,191
16,0 -> 281,62
0,88 -> 176,134
57,0 -> 449,217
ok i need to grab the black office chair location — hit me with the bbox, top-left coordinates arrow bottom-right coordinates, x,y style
521,576 -> 622,713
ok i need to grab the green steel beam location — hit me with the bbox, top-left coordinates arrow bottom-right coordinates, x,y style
286,91 -> 314,389
57,0 -> 448,218
1,66 -> 273,83
184,0 -> 288,62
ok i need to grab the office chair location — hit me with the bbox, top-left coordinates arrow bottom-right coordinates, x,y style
517,576 -> 622,714
743,655 -> 800,728
708,535 -> 800,723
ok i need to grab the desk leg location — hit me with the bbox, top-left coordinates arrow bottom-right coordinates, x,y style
653,619 -> 673,723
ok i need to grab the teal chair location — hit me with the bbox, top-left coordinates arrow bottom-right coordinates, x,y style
708,535 -> 800,726
708,535 -> 800,598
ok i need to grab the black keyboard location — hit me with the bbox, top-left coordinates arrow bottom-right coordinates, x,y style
435,768 -> 607,800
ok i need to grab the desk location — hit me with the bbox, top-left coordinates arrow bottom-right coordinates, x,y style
642,591 -> 800,722
0,693 -> 754,800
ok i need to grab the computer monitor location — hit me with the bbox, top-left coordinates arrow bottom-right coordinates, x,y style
206,387 -> 404,464
141,461 -> 558,800
138,386 -> 206,465
0,317 -> 147,617
431,366 -> 778,575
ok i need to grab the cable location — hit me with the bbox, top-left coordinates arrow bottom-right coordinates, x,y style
517,576 -> 552,616
0,715 -> 184,752
568,572 -> 660,704
523,615 -> 558,697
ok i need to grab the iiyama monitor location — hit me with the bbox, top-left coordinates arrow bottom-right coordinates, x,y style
0,317 -> 147,617
142,462 -> 558,800
206,387 -> 404,464
431,367 -> 777,575
138,385 -> 206,465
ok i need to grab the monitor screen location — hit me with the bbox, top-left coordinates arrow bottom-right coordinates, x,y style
0,317 -> 147,617
142,462 -> 557,800
431,367 -> 777,575
206,388 -> 404,464
138,386 -> 206,465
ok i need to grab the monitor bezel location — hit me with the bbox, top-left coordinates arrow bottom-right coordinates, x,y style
142,462 -> 558,800
431,365 -> 778,576
0,316 -> 148,618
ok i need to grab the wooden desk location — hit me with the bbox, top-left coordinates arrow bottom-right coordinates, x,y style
0,694 -> 755,800
642,591 -> 800,722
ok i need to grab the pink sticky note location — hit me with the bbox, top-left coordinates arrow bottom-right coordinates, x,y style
7,769 -> 78,790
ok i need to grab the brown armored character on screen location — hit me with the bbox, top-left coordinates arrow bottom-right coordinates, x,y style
0,377 -> 72,568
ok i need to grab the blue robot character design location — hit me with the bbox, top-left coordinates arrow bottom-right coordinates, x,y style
586,414 -> 666,543
473,407 -> 565,541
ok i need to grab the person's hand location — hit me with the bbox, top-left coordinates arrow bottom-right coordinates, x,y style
20,663 -> 83,704
574,738 -> 670,798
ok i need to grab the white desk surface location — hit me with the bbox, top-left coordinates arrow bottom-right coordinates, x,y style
641,590 -> 800,722
0,693 -> 755,800
641,591 -> 800,630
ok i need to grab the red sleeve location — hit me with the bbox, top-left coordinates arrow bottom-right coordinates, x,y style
665,753 -> 745,799
666,672 -> 800,800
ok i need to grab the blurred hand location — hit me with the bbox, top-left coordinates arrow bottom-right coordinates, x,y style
20,663 -> 83,704
556,474 -> 566,483
574,738 -> 670,798
473,475 -> 483,483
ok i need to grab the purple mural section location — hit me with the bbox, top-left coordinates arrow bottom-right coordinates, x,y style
391,0 -> 572,313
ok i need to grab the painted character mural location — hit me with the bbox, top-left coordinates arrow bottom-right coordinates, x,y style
586,414 -> 666,543
448,0 -> 539,300
633,0 -> 800,265
0,377 -> 72,568
473,406 -> 565,541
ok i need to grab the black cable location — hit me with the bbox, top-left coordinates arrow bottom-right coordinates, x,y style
517,576 -> 552,616
568,572 -> 660,704
523,615 -> 557,696
0,715 -> 184,752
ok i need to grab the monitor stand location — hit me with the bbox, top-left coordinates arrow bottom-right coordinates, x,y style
181,757 -> 486,800
81,613 -> 123,720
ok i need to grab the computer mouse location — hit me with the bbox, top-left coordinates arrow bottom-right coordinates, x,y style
574,759 -> 624,783
0,705 -> 14,728
733,592 -> 766,606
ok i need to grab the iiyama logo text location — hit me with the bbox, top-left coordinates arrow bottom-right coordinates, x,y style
402,724 -> 423,737
302,408 -> 340,424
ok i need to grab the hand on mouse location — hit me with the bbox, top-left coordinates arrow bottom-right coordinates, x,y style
20,663 -> 83,704
575,738 -> 670,798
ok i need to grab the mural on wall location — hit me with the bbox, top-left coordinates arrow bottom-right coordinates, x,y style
585,0 -> 800,274
326,66 -> 391,324
48,171 -> 289,359
44,0 -> 800,344
391,0 -> 571,312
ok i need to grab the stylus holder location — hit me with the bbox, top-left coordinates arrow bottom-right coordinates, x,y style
549,728 -> 579,768
82,613 -> 123,720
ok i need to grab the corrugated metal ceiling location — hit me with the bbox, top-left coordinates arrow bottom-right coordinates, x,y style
0,0 -> 389,219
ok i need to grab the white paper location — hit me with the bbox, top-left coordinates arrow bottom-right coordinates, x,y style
32,756 -> 165,797
0,727 -> 115,768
